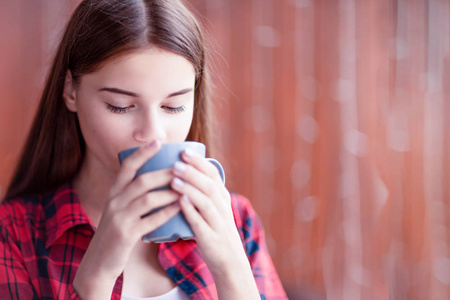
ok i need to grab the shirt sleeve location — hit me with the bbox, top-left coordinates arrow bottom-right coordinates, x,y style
0,205 -> 83,300
0,212 -> 39,299
230,194 -> 288,300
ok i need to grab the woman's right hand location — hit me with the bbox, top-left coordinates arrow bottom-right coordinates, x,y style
73,141 -> 180,299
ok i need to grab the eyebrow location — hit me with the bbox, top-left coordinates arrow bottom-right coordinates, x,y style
98,87 -> 193,98
167,88 -> 193,98
98,87 -> 139,97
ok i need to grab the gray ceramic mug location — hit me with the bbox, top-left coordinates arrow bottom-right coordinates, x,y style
118,141 -> 225,243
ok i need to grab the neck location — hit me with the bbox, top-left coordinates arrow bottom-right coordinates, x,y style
73,154 -> 117,226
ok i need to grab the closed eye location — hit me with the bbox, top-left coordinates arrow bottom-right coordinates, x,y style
163,105 -> 186,114
106,103 -> 134,114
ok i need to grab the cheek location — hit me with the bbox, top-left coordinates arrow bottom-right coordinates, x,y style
77,107 -> 128,150
177,109 -> 195,140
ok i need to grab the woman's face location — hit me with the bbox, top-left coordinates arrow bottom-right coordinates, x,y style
63,47 -> 196,174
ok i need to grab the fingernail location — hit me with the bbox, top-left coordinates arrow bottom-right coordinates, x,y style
184,148 -> 194,158
173,161 -> 186,173
148,140 -> 159,148
172,177 -> 184,189
181,195 -> 190,204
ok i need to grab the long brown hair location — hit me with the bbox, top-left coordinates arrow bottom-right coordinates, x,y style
6,0 -> 212,200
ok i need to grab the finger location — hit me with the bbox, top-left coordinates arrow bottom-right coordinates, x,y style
110,141 -> 161,197
181,149 -> 223,184
179,195 -> 212,237
135,202 -> 181,238
125,189 -> 180,219
113,169 -> 173,208
171,177 -> 220,228
172,161 -> 224,201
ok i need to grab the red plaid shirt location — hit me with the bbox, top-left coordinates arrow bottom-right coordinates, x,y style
0,183 -> 287,299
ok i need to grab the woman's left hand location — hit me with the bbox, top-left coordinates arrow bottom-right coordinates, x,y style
170,149 -> 247,273
170,149 -> 261,299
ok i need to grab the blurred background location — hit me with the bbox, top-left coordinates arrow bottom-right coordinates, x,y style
1,0 -> 450,299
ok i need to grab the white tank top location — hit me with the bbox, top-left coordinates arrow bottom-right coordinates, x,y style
121,286 -> 190,300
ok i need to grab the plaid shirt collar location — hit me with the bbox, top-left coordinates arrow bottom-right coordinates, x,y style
43,182 -> 92,248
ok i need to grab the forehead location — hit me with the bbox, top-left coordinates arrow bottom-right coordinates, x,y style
79,47 -> 196,94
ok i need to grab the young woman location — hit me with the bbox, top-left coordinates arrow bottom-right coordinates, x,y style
0,1 -> 287,299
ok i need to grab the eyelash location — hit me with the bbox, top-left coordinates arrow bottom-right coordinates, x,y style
164,105 -> 186,114
106,104 -> 186,114
106,104 -> 132,114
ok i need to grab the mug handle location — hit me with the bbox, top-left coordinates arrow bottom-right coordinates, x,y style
207,158 -> 226,184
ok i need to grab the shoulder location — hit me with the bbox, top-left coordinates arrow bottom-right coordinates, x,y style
0,183 -> 71,243
1,191 -> 46,216
0,196 -> 40,221
230,193 -> 253,214
0,195 -> 44,240
0,183 -> 74,223
229,193 -> 265,245
229,193 -> 257,226
229,194 -> 288,299
0,192 -> 43,223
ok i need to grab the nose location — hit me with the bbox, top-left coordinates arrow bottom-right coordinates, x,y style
133,109 -> 167,144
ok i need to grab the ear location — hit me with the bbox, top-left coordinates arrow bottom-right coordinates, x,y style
63,70 -> 78,112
